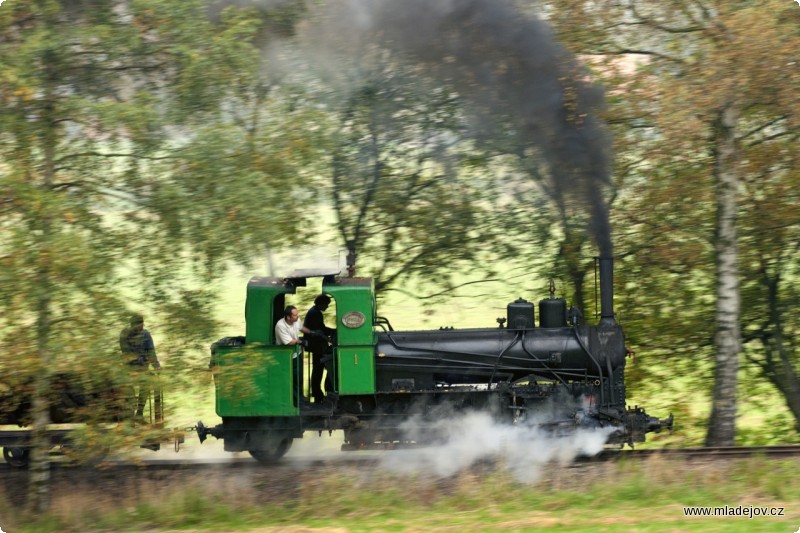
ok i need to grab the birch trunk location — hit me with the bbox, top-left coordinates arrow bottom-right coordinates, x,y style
705,103 -> 741,446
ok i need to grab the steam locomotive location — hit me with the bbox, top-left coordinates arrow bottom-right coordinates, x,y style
198,257 -> 673,463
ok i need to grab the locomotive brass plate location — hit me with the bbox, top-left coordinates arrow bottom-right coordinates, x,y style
342,311 -> 366,329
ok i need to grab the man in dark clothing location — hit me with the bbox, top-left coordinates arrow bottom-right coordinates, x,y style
119,314 -> 161,420
304,294 -> 335,404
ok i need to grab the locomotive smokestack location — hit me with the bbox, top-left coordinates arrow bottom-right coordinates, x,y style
599,256 -> 615,327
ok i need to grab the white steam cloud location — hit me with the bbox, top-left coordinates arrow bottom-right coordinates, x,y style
379,411 -> 613,483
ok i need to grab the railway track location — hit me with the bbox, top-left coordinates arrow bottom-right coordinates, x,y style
2,444 -> 799,472
589,444 -> 800,462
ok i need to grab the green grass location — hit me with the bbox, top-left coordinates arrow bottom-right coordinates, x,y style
2,456 -> 799,532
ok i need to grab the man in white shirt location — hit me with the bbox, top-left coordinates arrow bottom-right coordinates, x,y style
275,305 -> 311,345
275,305 -> 312,405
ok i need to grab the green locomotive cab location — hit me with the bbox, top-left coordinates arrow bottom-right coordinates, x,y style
212,272 -> 377,416
205,271 -> 378,461
213,276 -> 302,418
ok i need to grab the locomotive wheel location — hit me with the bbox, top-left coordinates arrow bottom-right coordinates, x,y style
248,438 -> 293,465
3,447 -> 31,468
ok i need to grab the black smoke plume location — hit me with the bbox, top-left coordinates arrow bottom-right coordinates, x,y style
307,0 -> 614,256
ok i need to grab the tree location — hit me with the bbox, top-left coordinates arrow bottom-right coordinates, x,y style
286,12 -> 507,295
300,0 -> 616,307
546,0 -> 799,443
0,0 -> 303,511
323,68 -> 500,293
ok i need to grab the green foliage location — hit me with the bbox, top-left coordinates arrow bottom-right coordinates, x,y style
0,0 -> 317,497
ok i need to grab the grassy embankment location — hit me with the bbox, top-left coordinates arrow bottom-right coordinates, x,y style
1,455 -> 799,532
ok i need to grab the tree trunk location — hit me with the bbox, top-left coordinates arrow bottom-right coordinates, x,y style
705,103 -> 741,447
28,283 -> 53,513
27,56 -> 57,513
759,271 -> 800,432
551,192 -> 587,314
763,357 -> 800,433
563,239 -> 588,316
